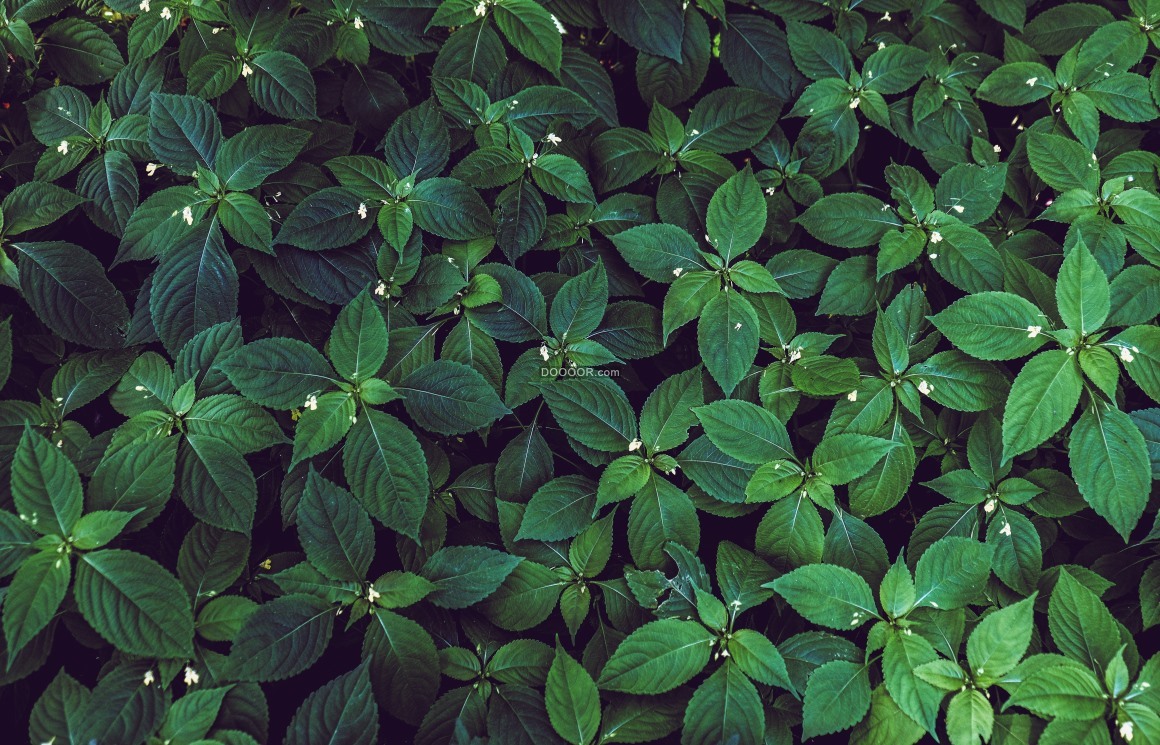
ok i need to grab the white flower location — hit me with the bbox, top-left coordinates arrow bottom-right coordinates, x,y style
353,16 -> 363,28
999,521 -> 1012,536
474,1 -> 487,16
134,385 -> 146,392
374,281 -> 387,297
545,132 -> 562,145
847,390 -> 857,402
952,204 -> 964,213
882,12 -> 891,21
929,231 -> 942,243
303,394 -> 318,410
688,129 -> 700,136
183,666 -> 199,685
929,253 -> 939,260
145,162 -> 159,176
367,586 -> 380,602
1120,721 -> 1134,742
160,5 -> 171,18
139,0 -> 150,10
182,206 -> 194,225
993,144 -> 1002,153
1121,347 -> 1135,363
930,601 -> 939,608
1027,325 -> 1042,338
550,13 -> 566,34
242,62 -> 254,77
358,202 -> 368,219
628,438 -> 643,452
673,267 -> 683,277
142,670 -> 155,686
877,41 -> 886,50
540,344 -> 550,361
733,322 -> 742,331
1025,77 -> 1037,86
765,186 -> 777,196
984,498 -> 997,513
917,380 -> 933,396
787,347 -> 803,363
212,26 -> 222,34
849,97 -> 861,109
57,140 -> 69,155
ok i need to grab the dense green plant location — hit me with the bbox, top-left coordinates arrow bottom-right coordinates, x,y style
1,0 -> 1160,742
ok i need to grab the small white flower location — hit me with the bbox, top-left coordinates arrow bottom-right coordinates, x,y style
134,385 -> 146,392
1120,721 -> 1134,742
540,344 -> 550,361
787,347 -> 803,363
142,670 -> 155,686
139,0 -> 150,10
145,162 -> 159,176
984,498 -> 997,513
183,666 -> 199,686
159,6 -> 171,18
765,186 -> 777,196
882,12 -> 891,21
731,599 -> 742,608
550,13 -> 566,34
929,253 -> 939,260
242,62 -> 254,77
1027,325 -> 1042,338
673,267 -> 683,277
999,521 -> 1012,536
689,129 -> 700,136
952,205 -> 964,213
56,140 -> 69,155
1128,175 -> 1135,182
353,16 -> 363,28
358,202 -> 368,219
733,322 -> 742,331
877,41 -> 886,50
1025,77 -> 1037,86
847,390 -> 857,402
350,416 -> 357,425
474,1 -> 487,16
917,380 -> 933,396
628,438 -> 643,452
212,26 -> 222,33
1121,347 -> 1135,363
993,144 -> 1001,153
545,132 -> 562,145
374,281 -> 388,297
849,97 -> 861,109
182,206 -> 194,225
304,394 -> 318,411
929,231 -> 942,243
367,586 -> 380,602
930,601 -> 939,608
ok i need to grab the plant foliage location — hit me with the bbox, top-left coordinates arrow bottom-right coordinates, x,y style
1,0 -> 1160,743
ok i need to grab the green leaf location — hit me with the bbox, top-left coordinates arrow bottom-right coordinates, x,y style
399,360 -> 510,435
786,20 -> 853,80
813,435 -> 899,485
532,155 -> 596,204
343,409 -> 429,540
694,399 -> 794,465
640,366 -> 703,453
1005,663 -> 1107,720
1002,350 -> 1083,459
2,550 -> 69,659
538,376 -> 637,452
220,337 -> 337,410
330,289 -> 389,382
1027,133 -> 1100,194
798,193 -> 900,248
517,475 -> 597,541
148,92 -> 220,168
298,469 -> 374,582
285,663 -> 378,745
684,87 -> 776,154
597,619 -> 714,693
216,125 -> 310,191
74,549 -> 194,657
610,223 -> 705,283
1056,238 -> 1109,334
1,181 -> 86,235
627,475 -> 700,569
15,241 -> 129,349
494,0 -> 562,72
698,290 -> 759,396
727,629 -> 793,690
976,62 -> 1056,106
802,659 -> 872,739
277,187 -> 374,250
935,163 -> 1008,226
598,0 -> 685,61
179,434 -> 258,533
929,292 -> 1048,361
966,594 -> 1036,685
913,537 -> 993,610
11,426 -> 83,537
681,663 -> 765,745
41,18 -> 123,85
946,689 -> 994,745
421,545 -> 522,608
546,646 -> 601,745
551,262 -> 608,341
409,178 -> 493,240
707,168 -> 765,261
230,594 -> 335,681
150,220 -> 238,355
770,564 -> 879,630
247,51 -> 317,119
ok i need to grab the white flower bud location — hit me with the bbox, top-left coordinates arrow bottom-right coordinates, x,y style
56,140 -> 69,155
628,438 -> 643,452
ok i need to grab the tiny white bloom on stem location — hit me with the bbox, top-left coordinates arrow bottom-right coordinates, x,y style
353,16 -> 363,28
882,11 -> 891,20
628,438 -> 643,452
182,206 -> 194,225
930,601 -> 939,608
847,390 -> 857,402
849,97 -> 860,109
1025,77 -> 1037,86
917,380 -> 933,396
1121,347 -> 1135,362
952,204 -> 964,213
673,267 -> 683,277
539,344 -> 550,361
145,162 -> 159,176
877,41 -> 886,50
1120,721 -> 1134,742
160,6 -> 171,18
689,129 -> 700,136
142,670 -> 155,686
135,385 -> 146,392
304,394 -> 318,410
242,62 -> 254,77
1027,325 -> 1041,338
765,186 -> 776,196
929,231 -> 942,243
929,253 -> 939,260
734,322 -> 742,331
212,26 -> 222,33
358,202 -> 368,219
183,666 -> 199,686
374,281 -> 387,297
984,498 -> 997,513
993,144 -> 1001,153
367,586 -> 380,602
139,0 -> 150,10
1000,521 -> 1012,536
57,140 -> 69,155
787,347 -> 803,363
545,132 -> 562,145
474,1 -> 487,16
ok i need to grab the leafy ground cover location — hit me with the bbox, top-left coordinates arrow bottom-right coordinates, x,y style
1,0 -> 1160,743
